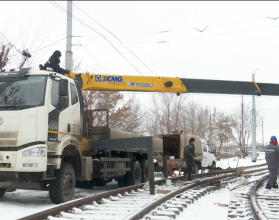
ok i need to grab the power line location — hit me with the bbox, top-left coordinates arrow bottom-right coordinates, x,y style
48,1 -> 144,76
121,23 -> 279,45
74,38 -> 109,73
91,16 -> 265,39
30,37 -> 66,53
72,2 -> 157,76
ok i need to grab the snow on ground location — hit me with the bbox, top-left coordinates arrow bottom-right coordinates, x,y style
216,152 -> 266,169
177,188 -> 230,220
0,155 -> 268,220
0,181 -> 120,220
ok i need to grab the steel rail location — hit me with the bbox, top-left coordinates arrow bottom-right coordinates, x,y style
127,168 -> 268,220
249,174 -> 270,220
127,173 -> 236,220
18,166 -> 268,220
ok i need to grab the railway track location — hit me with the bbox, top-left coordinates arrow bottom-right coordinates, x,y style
227,168 -> 279,220
17,165 -> 268,220
249,173 -> 279,220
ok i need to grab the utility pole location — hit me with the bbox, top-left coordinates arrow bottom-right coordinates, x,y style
209,114 -> 212,143
251,72 -> 257,162
65,0 -> 73,70
241,95 -> 244,157
262,119 -> 264,149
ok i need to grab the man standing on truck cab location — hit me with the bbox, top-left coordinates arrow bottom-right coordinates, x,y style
41,50 -> 70,75
265,136 -> 279,189
184,137 -> 195,181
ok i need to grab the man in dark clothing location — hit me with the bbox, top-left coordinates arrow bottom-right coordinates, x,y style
265,136 -> 279,189
184,137 -> 195,181
42,50 -> 69,75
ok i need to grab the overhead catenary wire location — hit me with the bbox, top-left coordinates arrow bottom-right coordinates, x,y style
119,15 -> 275,38
123,22 -> 279,45
30,37 -> 66,53
72,2 -> 157,76
48,1 -> 144,76
74,37 -> 109,74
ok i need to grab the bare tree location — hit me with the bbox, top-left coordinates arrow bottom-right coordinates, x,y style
214,111 -> 236,156
83,91 -> 144,133
0,42 -> 13,69
232,101 -> 262,156
146,93 -> 184,135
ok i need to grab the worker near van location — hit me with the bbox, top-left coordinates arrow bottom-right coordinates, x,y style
265,136 -> 279,189
43,50 -> 70,75
184,137 -> 196,181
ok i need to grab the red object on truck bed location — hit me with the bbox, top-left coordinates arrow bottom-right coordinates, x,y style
167,161 -> 173,176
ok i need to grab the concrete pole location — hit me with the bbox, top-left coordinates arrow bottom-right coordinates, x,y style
147,138 -> 155,195
262,119 -> 264,149
251,73 -> 257,162
65,1 -> 73,70
241,95 -> 245,157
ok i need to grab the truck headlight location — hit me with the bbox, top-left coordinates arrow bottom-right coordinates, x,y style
22,147 -> 46,157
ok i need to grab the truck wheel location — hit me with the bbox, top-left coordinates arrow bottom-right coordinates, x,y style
117,176 -> 127,188
140,160 -> 148,183
94,178 -> 107,187
0,188 -> 6,198
193,163 -> 200,174
78,180 -> 95,189
126,161 -> 142,186
49,163 -> 75,204
107,178 -> 114,183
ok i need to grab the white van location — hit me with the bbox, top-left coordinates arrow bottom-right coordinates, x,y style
154,133 -> 217,174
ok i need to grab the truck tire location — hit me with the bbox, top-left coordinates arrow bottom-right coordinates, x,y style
140,160 -> 148,183
117,176 -> 127,188
212,161 -> 216,169
193,162 -> 200,174
78,180 -> 95,189
94,178 -> 107,187
0,188 -> 6,198
49,163 -> 75,204
126,161 -> 142,186
107,178 -> 114,183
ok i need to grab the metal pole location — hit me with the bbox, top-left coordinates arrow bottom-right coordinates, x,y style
241,95 -> 244,157
252,73 -> 257,162
65,0 -> 73,70
147,138 -> 155,195
262,119 -> 264,149
209,114 -> 211,143
163,156 -> 168,179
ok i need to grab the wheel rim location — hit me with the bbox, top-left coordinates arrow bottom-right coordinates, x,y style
63,173 -> 73,196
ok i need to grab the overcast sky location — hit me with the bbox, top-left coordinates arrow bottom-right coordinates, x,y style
1,1 -> 279,143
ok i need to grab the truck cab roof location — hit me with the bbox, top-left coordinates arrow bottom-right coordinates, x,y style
0,68 -> 73,82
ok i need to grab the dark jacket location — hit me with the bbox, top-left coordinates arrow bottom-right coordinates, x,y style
265,143 -> 279,169
184,142 -> 195,162
44,51 -> 69,75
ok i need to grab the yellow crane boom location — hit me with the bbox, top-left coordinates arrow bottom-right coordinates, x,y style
65,72 -> 279,96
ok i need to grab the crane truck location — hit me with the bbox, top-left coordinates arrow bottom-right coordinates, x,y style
0,67 -> 277,204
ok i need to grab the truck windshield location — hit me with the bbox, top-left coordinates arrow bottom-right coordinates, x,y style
0,75 -> 47,110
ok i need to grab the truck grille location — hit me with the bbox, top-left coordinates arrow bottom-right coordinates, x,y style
0,132 -> 18,146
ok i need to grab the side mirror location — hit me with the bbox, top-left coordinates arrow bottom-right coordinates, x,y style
59,79 -> 68,96
58,79 -> 69,110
